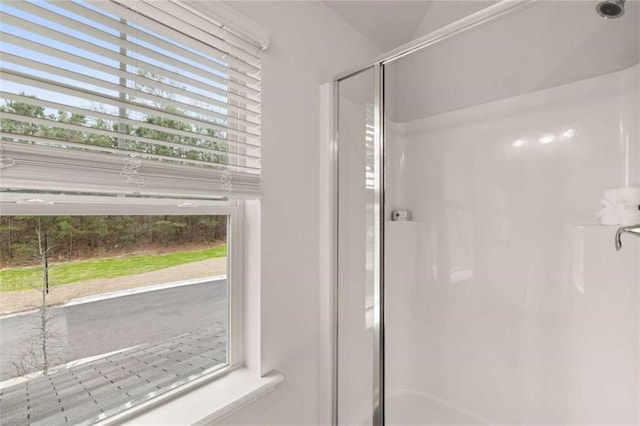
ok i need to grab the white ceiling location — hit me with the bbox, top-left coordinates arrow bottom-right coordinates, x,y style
322,1 -> 497,53
387,0 -> 640,121
322,1 -> 433,52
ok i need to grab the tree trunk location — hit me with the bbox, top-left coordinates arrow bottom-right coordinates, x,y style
36,222 -> 50,373
40,293 -> 48,373
8,216 -> 13,258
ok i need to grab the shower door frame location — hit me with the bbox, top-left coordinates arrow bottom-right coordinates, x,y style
331,1 -> 534,425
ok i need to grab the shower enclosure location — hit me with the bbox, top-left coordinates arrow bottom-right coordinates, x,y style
334,1 -> 640,424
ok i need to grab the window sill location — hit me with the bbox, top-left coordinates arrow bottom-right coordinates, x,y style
104,368 -> 284,425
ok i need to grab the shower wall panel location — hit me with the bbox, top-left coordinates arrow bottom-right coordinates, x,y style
385,64 -> 640,425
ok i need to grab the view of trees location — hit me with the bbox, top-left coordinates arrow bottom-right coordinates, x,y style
0,94 -> 229,165
0,215 -> 227,268
1,96 -> 124,148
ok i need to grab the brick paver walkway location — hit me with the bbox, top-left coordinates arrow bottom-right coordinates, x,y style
0,325 -> 226,425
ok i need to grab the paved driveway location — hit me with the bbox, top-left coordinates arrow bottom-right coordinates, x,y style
0,279 -> 227,381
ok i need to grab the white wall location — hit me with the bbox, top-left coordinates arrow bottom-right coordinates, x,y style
216,2 -> 379,425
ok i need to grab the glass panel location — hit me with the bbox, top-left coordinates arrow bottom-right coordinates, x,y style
337,67 -> 377,425
0,215 -> 229,424
384,1 -> 640,424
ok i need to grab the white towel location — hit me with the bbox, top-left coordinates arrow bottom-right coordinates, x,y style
603,187 -> 640,205
597,187 -> 640,225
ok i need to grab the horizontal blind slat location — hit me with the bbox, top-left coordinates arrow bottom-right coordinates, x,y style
10,0 -> 261,87
3,53 -> 260,128
2,142 -> 261,199
1,70 -> 261,141
1,12 -> 262,102
2,53 -> 261,131
138,0 -> 263,58
56,0 -> 261,73
0,137 -> 260,173
109,0 -> 262,64
0,33 -> 260,119
0,91 -> 261,151
0,113 -> 261,164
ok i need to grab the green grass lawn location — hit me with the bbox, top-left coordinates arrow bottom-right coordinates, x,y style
0,245 -> 227,292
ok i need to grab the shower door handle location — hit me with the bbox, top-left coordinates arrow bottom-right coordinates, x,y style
615,224 -> 640,251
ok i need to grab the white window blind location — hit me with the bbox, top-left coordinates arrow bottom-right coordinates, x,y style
0,0 -> 262,203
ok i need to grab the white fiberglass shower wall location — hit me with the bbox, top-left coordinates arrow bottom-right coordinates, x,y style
335,1 -> 640,425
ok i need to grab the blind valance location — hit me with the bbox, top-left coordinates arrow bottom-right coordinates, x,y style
0,0 -> 262,203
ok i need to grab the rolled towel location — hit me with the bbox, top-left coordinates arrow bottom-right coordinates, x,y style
597,187 -> 640,225
597,205 -> 640,225
603,187 -> 640,205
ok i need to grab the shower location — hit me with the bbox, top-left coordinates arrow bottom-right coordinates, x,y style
596,0 -> 625,18
333,0 -> 640,424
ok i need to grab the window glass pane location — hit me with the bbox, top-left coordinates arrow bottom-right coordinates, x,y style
0,215 -> 229,424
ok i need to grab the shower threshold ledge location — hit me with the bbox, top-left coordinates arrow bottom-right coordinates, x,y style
98,368 -> 284,425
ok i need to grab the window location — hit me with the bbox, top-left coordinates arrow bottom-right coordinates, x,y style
0,211 -> 241,424
0,0 -> 261,423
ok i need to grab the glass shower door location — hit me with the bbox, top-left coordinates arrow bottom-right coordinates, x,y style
335,66 -> 381,425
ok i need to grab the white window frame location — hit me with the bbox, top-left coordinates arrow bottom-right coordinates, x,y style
3,197 -> 246,422
227,201 -> 244,370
